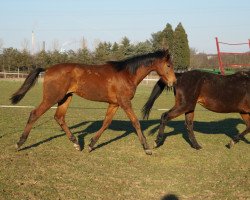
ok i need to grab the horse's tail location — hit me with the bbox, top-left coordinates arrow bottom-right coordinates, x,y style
142,78 -> 166,119
141,72 -> 183,119
10,67 -> 45,104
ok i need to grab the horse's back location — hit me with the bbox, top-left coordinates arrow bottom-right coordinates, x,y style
176,70 -> 250,113
43,63 -> 132,103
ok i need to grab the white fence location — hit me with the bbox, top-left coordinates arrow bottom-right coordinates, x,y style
0,71 -> 159,85
0,72 -> 29,79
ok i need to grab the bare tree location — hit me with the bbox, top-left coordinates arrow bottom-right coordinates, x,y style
21,39 -> 29,51
81,37 -> 88,49
51,39 -> 60,51
0,38 -> 4,49
93,39 -> 101,50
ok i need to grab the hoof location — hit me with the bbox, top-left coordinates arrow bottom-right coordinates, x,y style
226,140 -> 235,149
74,143 -> 81,151
88,146 -> 94,153
145,149 -> 152,155
154,141 -> 163,149
193,144 -> 202,150
15,143 -> 21,151
15,143 -> 19,149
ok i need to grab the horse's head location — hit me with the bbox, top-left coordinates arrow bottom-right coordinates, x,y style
151,50 -> 177,86
153,49 -> 176,87
154,50 -> 177,86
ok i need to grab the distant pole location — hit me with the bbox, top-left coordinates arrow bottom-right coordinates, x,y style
42,41 -> 46,51
31,31 -> 35,54
82,36 -> 87,49
215,37 -> 225,75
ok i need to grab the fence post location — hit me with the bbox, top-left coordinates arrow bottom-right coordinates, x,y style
215,37 -> 225,75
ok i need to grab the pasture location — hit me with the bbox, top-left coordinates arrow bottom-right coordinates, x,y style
0,80 -> 249,200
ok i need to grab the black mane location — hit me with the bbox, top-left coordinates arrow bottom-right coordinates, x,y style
107,50 -> 170,74
234,70 -> 250,77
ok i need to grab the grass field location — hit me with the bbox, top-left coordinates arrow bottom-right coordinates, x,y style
0,80 -> 249,200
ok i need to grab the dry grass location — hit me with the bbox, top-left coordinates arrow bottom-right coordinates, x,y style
0,80 -> 249,200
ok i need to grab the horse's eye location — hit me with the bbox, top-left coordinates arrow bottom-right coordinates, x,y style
167,65 -> 171,68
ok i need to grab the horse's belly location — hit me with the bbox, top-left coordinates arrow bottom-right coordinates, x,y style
197,96 -> 238,113
75,85 -> 118,103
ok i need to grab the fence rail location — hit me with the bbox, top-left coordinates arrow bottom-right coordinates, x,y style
0,71 -> 44,80
215,37 -> 250,75
0,71 -> 159,85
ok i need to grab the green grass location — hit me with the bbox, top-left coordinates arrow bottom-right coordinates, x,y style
0,80 -> 249,200
198,68 -> 235,75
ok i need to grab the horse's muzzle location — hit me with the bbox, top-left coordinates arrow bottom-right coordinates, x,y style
167,82 -> 173,87
168,79 -> 177,87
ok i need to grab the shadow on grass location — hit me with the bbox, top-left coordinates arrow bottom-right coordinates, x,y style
149,118 -> 250,148
17,118 -> 249,151
161,193 -> 179,200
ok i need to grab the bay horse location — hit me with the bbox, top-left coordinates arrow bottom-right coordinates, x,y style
142,70 -> 250,149
10,50 -> 176,155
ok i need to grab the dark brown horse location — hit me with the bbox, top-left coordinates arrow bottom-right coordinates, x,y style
10,50 -> 176,155
142,70 -> 250,149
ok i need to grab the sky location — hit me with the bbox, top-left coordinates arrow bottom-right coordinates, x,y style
0,0 -> 249,54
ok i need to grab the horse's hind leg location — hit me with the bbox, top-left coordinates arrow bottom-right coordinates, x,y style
54,94 -> 80,151
88,103 -> 119,152
228,113 -> 250,148
16,101 -> 52,150
185,111 -> 202,150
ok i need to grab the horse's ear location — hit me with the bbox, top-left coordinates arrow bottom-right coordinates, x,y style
162,46 -> 168,51
167,54 -> 170,61
164,49 -> 170,60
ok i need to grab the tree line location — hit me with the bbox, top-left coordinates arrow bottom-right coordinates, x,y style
0,22 -> 249,73
0,23 -> 190,72
190,49 -> 250,71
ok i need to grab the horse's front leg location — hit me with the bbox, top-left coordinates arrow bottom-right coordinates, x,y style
120,101 -> 152,155
88,103 -> 119,152
155,105 -> 190,148
120,99 -> 152,155
154,111 -> 169,148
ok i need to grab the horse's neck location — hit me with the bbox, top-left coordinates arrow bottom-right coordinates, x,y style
132,67 -> 153,86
